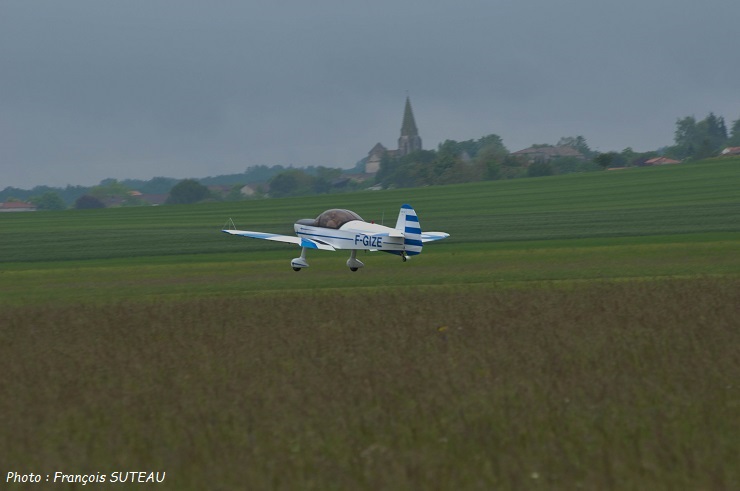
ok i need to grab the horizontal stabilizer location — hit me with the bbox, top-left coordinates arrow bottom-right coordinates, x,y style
421,232 -> 450,242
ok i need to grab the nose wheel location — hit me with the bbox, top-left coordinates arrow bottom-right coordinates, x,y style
291,247 -> 309,271
346,250 -> 364,272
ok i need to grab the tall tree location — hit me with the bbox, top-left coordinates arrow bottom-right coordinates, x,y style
377,150 -> 436,188
594,152 -> 616,170
527,161 -> 554,177
672,116 -> 698,159
31,192 -> 66,210
166,179 -> 210,205
557,136 -> 592,157
699,112 -> 728,155
672,113 -> 728,159
75,195 -> 105,209
268,169 -> 316,198
89,179 -> 133,201
475,134 -> 508,160
727,118 -> 740,146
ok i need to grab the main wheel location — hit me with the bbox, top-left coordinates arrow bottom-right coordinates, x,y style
292,267 -> 302,272
350,267 -> 358,272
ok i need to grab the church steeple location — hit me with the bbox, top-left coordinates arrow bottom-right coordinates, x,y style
398,96 -> 422,156
400,96 -> 419,137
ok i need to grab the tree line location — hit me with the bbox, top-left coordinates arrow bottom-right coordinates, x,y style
3,112 -> 740,207
668,113 -> 740,160
374,113 -> 740,190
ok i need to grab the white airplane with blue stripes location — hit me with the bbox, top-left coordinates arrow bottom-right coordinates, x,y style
222,204 -> 449,271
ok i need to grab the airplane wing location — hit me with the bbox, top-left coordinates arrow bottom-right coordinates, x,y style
420,232 -> 450,242
222,229 -> 336,251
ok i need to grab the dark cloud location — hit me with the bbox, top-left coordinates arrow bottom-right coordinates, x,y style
2,0 -> 739,187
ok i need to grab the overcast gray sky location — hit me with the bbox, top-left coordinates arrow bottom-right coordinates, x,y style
2,0 -> 739,188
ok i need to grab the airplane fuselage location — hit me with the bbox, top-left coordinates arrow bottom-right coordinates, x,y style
294,220 -> 405,252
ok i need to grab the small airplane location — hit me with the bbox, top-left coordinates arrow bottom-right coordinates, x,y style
222,204 -> 449,271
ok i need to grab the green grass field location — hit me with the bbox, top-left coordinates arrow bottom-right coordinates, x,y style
2,158 -> 740,489
3,158 -> 740,265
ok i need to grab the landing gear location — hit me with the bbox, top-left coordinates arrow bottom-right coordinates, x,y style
291,247 -> 309,272
346,250 -> 364,272
401,253 -> 408,262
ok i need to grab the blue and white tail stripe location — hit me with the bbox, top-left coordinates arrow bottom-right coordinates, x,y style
395,204 -> 423,256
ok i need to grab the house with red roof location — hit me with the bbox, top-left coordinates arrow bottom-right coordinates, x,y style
644,157 -> 681,166
720,147 -> 740,156
510,145 -> 585,164
0,201 -> 37,212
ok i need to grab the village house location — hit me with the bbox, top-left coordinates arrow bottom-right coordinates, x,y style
139,194 -> 168,206
0,201 -> 37,212
510,145 -> 585,164
643,157 -> 681,166
240,184 -> 276,197
239,184 -> 259,197
720,147 -> 740,156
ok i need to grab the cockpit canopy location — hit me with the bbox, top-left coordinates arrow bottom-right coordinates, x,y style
296,209 -> 365,229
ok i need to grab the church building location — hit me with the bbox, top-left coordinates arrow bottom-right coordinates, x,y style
365,96 -> 422,174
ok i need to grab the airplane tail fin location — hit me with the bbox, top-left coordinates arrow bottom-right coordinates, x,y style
395,204 -> 423,256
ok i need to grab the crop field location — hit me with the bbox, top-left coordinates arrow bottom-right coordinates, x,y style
2,159 -> 740,489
